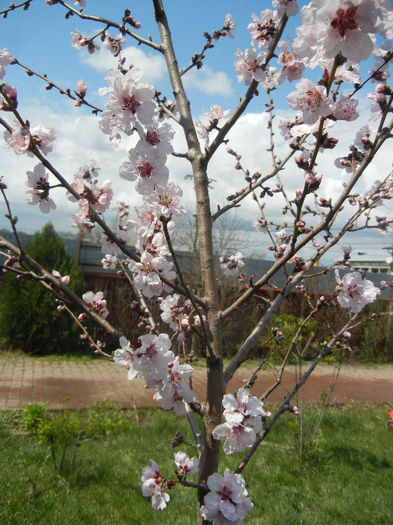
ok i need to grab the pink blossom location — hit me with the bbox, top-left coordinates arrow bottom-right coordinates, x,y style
0,48 -> 12,79
30,125 -> 56,155
128,206 -> 158,243
273,0 -> 299,18
0,83 -> 17,110
70,202 -> 95,236
333,95 -> 359,121
220,253 -> 245,276
193,314 -> 206,329
335,270 -> 380,313
98,68 -> 155,144
101,254 -> 117,269
195,119 -> 209,147
52,270 -> 70,285
234,48 -> 266,85
142,120 -> 174,155
82,290 -> 109,318
114,334 -> 174,386
213,388 -> 269,455
293,0 -> 382,67
76,79 -> 88,96
204,104 -> 231,121
26,163 -> 56,214
248,10 -> 278,49
129,251 -> 176,299
222,13 -> 236,39
304,171 -> 322,190
4,125 -> 30,154
135,333 -> 174,386
144,183 -> 184,219
341,245 -> 352,257
71,32 -> 87,50
160,294 -> 180,330
119,142 -> 169,195
201,468 -> 254,524
141,460 -> 170,511
91,180 -> 113,213
277,41 -> 305,84
153,356 -> 195,414
287,79 -> 333,125
174,451 -> 199,475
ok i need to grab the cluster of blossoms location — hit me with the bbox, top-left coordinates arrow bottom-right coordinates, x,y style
141,460 -> 171,511
200,468 -> 254,524
335,270 -> 380,313
95,64 -> 186,297
159,293 -> 206,341
2,3 -> 391,522
234,2 -> 299,87
220,253 -> 245,277
114,335 -> 195,414
141,451 -> 199,511
213,388 -> 270,455
66,162 -> 113,236
4,121 -> 56,157
0,53 -> 61,212
26,164 -> 56,214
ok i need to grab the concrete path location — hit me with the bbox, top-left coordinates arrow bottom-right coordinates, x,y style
1,352 -> 393,411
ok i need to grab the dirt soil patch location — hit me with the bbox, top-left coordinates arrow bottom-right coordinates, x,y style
0,353 -> 392,410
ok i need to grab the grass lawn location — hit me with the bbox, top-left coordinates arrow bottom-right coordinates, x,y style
0,403 -> 392,524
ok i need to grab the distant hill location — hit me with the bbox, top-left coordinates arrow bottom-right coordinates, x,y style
0,228 -> 79,261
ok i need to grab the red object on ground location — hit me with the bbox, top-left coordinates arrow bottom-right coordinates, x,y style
387,410 -> 393,429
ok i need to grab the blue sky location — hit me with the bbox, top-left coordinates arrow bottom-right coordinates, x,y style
1,0 -> 392,263
1,0 -> 304,115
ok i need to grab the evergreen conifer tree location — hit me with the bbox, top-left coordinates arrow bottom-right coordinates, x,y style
0,223 -> 87,355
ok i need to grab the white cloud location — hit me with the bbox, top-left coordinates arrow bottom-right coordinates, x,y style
82,45 -> 166,84
182,66 -> 233,96
0,97 -> 391,264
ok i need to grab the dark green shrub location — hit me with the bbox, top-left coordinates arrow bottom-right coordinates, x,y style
0,223 -> 87,355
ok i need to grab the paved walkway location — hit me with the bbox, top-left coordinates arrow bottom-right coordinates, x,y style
1,353 -> 393,410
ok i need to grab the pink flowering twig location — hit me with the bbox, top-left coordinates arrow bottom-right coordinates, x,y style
60,302 -> 113,358
205,14 -> 289,163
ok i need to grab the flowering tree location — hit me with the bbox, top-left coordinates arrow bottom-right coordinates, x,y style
1,0 -> 393,523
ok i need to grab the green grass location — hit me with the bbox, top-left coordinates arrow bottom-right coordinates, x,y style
0,348 -> 97,363
0,403 -> 392,524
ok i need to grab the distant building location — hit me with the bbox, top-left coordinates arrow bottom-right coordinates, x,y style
347,260 -> 391,274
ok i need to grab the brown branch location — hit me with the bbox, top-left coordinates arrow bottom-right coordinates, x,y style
221,116 -> 393,320
12,59 -> 103,114
234,318 -> 357,474
204,14 -> 289,163
0,0 -> 32,17
56,0 -> 162,52
0,234 -> 121,337
212,144 -> 301,222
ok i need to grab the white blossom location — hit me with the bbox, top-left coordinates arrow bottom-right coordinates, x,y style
201,468 -> 254,524
335,270 -> 380,313
174,451 -> 199,475
141,460 -> 170,511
